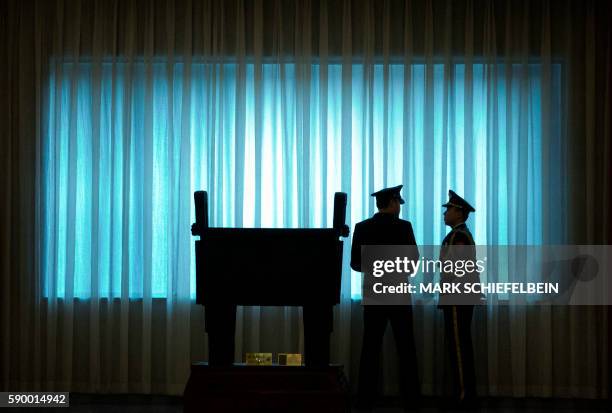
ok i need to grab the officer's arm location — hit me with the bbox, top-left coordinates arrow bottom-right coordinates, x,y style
451,231 -> 469,245
449,232 -> 473,277
406,222 -> 419,261
350,223 -> 362,272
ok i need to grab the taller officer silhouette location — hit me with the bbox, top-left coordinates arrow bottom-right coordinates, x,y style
351,185 -> 420,410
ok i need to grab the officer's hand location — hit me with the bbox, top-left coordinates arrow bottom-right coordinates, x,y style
340,224 -> 350,237
191,223 -> 200,236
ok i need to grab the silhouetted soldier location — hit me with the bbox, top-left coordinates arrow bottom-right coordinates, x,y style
439,190 -> 481,408
351,185 -> 420,410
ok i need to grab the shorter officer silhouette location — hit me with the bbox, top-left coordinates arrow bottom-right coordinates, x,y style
439,190 -> 481,408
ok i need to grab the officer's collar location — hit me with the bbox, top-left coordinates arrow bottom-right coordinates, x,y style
374,211 -> 398,218
452,222 -> 467,230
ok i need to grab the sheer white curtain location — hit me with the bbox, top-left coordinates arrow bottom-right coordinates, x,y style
2,0 -> 610,398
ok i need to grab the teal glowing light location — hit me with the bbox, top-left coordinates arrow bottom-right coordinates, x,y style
43,61 -> 560,299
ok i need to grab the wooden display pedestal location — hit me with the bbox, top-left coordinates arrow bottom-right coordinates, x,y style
183,362 -> 350,412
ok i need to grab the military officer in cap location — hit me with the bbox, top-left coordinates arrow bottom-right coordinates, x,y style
439,190 -> 482,408
351,185 -> 420,410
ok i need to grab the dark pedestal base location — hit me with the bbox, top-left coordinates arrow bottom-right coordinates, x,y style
183,362 -> 350,413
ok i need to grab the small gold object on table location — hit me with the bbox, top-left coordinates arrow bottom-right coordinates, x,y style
245,353 -> 273,366
277,353 -> 302,366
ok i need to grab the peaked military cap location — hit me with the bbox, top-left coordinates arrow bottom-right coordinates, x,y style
371,184 -> 405,205
442,189 -> 475,212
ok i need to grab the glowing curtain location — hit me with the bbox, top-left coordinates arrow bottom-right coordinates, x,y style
43,61 -> 561,299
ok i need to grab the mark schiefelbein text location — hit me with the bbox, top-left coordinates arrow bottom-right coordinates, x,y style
372,282 -> 560,295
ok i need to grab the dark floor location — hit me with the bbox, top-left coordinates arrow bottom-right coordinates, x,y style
33,394 -> 609,413
362,397 -> 610,413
